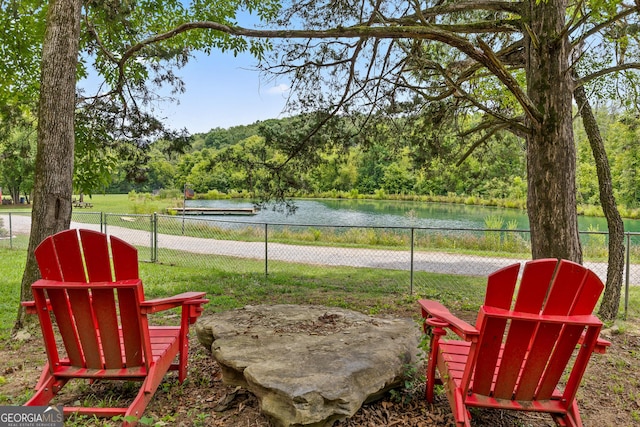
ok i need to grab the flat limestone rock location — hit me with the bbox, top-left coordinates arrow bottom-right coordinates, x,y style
195,304 -> 420,427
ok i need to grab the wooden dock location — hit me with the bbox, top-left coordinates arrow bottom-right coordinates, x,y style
168,207 -> 257,216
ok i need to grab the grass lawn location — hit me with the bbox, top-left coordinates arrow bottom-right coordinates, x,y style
0,245 -> 491,340
1,245 -> 640,426
0,244 -> 485,340
0,193 -> 181,215
2,244 -> 638,340
0,248 -> 25,340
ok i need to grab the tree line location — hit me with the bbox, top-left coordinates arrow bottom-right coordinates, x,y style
4,110 -> 633,215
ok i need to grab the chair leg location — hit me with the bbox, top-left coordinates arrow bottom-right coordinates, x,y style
178,332 -> 189,383
424,318 -> 448,403
24,372 -> 68,407
124,377 -> 161,426
124,390 -> 153,427
453,387 -> 472,427
178,310 -> 191,383
126,346 -> 179,426
33,362 -> 51,390
425,348 -> 438,402
552,400 -> 583,427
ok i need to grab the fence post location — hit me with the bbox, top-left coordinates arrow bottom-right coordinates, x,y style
410,227 -> 415,295
150,213 -> 154,262
265,223 -> 269,278
103,212 -> 108,235
625,232 -> 630,320
9,212 -> 12,249
152,212 -> 158,263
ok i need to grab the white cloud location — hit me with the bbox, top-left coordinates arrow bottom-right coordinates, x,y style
265,84 -> 290,95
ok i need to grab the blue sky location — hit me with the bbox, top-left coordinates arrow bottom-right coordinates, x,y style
149,49 -> 290,134
144,6 -> 291,135
77,8 -> 291,135
78,45 -> 290,136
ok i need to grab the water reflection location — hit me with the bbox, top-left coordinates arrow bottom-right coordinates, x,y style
185,198 -> 640,231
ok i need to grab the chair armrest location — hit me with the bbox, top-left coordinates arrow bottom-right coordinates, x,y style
418,299 -> 479,340
140,291 -> 207,314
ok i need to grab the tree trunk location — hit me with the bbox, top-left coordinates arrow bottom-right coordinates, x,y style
14,0 -> 82,330
9,186 -> 20,204
573,77 -> 625,321
524,0 -> 582,263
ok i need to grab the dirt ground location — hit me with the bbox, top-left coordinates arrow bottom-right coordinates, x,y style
1,314 -> 639,427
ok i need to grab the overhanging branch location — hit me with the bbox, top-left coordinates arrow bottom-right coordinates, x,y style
476,38 -> 541,123
456,123 -> 510,166
578,63 -> 640,86
118,21 -> 541,127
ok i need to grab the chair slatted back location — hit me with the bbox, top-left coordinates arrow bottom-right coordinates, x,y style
469,259 -> 604,403
33,229 -> 148,371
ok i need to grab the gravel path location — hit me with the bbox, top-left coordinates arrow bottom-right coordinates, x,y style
0,213 -> 629,283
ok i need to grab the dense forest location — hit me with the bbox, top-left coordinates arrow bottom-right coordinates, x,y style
109,112 -> 527,201
2,109 -> 640,216
113,109 -> 640,216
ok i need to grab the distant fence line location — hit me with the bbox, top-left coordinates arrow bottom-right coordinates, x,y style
0,210 -> 636,317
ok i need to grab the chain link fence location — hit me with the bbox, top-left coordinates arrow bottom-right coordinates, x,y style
1,210 -> 638,314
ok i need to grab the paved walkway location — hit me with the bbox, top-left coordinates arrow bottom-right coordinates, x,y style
0,213 -> 631,283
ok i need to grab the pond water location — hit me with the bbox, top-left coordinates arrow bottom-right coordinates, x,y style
185,198 -> 640,232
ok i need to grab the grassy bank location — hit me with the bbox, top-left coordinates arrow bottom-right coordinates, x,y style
76,192 -> 181,213
0,192 -> 181,215
1,245 -> 638,342
0,246 -> 487,341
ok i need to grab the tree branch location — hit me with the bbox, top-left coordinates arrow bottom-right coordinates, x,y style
456,123 -> 510,166
437,60 -> 530,135
475,37 -> 542,123
421,20 -> 521,35
118,21 -> 541,126
578,62 -> 640,86
410,0 -> 523,20
570,5 -> 639,47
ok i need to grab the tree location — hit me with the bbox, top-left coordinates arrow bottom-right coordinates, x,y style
356,142 -> 390,194
609,115 -> 640,207
0,1 -> 45,129
215,0 -> 637,319
146,142 -> 179,191
0,2 -> 45,205
13,0 -> 280,328
190,0 -> 634,319
574,80 -> 625,321
238,0 -> 586,262
0,125 -> 36,203
74,102 -> 120,198
17,0 -> 83,327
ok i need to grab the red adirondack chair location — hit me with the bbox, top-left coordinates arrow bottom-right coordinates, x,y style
22,229 -> 208,426
419,258 -> 610,427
